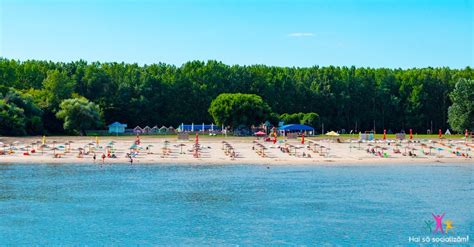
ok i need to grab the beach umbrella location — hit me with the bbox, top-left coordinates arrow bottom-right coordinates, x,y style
51,147 -> 58,156
409,129 -> 413,140
325,131 -> 339,146
325,131 -> 339,137
255,131 -> 266,136
39,144 -> 47,155
301,133 -> 305,144
87,142 -> 95,152
383,129 -> 387,140
179,143 -> 186,154
428,146 -> 434,155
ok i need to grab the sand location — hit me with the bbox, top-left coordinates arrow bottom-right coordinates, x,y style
0,135 -> 472,165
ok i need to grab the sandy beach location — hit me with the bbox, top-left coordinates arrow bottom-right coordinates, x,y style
0,135 -> 472,165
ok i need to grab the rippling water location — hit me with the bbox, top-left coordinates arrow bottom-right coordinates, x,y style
0,163 -> 472,245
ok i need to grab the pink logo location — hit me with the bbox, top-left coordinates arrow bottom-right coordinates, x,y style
432,212 -> 445,233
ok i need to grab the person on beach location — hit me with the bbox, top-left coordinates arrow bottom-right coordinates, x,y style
101,153 -> 106,164
93,153 -> 96,163
129,157 -> 133,165
432,212 -> 445,233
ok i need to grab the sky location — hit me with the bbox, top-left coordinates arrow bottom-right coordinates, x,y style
0,0 -> 472,68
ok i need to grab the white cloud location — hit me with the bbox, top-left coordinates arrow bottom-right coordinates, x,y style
288,32 -> 315,37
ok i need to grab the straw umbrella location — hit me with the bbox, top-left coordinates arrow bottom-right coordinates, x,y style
25,145 -> 31,153
39,144 -> 47,155
325,131 -> 339,153
146,144 -> 154,154
51,147 -> 58,156
87,142 -> 95,153
179,143 -> 186,154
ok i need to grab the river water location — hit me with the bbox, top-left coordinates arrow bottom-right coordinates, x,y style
0,163 -> 472,245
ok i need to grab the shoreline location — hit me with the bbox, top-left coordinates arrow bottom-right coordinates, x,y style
1,152 -> 472,166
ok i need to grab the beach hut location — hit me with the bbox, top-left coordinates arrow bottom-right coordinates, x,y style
151,126 -> 159,133
133,126 -> 143,134
168,126 -> 176,133
159,126 -> 168,134
108,122 -> 127,134
143,126 -> 152,134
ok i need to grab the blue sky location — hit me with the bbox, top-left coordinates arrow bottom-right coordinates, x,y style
0,0 -> 472,68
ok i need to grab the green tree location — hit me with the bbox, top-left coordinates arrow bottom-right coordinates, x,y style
301,112 -> 319,127
0,87 -> 43,135
448,79 -> 474,132
208,93 -> 272,129
42,69 -> 75,110
56,97 -> 103,135
0,99 -> 26,135
4,89 -> 43,134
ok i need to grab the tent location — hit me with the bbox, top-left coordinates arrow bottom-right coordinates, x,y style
278,124 -> 314,132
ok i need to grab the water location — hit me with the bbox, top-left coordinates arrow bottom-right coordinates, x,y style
0,163 -> 472,245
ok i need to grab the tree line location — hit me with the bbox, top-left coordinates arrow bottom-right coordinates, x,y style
0,58 -> 473,135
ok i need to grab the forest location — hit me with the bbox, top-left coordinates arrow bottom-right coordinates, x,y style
0,58 -> 473,135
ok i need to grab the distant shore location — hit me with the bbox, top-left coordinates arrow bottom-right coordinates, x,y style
0,136 -> 472,165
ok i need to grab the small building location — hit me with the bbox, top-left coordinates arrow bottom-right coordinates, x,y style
168,126 -> 176,133
133,126 -> 144,134
278,124 -> 314,136
143,126 -> 152,134
159,126 -> 168,134
179,123 -> 216,132
151,126 -> 159,133
108,122 -> 127,134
